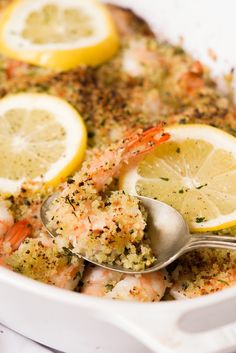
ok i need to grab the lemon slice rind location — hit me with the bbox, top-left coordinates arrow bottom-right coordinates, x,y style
120,124 -> 236,232
0,0 -> 119,70
0,93 -> 87,194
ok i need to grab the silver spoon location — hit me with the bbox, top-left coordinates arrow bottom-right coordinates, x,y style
40,193 -> 236,274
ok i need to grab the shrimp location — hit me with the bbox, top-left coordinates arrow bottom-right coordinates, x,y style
0,199 -> 30,261
0,219 -> 32,264
6,231 -> 84,290
81,266 -> 168,302
122,38 -> 165,78
79,124 -> 169,191
122,39 -> 204,99
47,125 -> 170,271
5,60 -> 29,79
9,181 -> 50,236
0,198 -> 83,290
129,87 -> 165,124
170,248 -> 236,299
0,200 -> 14,238
178,61 -> 204,95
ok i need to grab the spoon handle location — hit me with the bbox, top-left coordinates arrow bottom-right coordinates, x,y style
186,234 -> 236,251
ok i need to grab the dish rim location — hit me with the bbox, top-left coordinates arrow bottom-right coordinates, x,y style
1,265 -> 236,310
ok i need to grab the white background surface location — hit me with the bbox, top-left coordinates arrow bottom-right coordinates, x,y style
1,0 -> 236,352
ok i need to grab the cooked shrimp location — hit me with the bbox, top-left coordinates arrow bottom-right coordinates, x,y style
0,218 -> 32,264
129,87 -> 166,124
0,198 -> 31,260
9,182 -> 49,236
6,230 -> 84,290
47,125 -> 170,271
79,124 -> 169,191
122,38 -> 164,78
170,248 -> 236,299
5,60 -> 29,79
0,198 -> 83,290
0,200 -> 14,238
81,266 -> 168,302
178,61 -> 205,95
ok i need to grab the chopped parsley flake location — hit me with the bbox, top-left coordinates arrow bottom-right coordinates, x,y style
105,283 -> 114,292
195,217 -> 206,223
160,177 -> 169,181
67,178 -> 75,184
217,279 -> 229,286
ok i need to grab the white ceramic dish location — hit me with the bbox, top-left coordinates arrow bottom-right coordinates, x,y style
1,1 -> 236,352
1,267 -> 236,353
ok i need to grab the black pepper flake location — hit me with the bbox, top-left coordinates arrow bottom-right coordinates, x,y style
182,282 -> 189,290
196,183 -> 207,190
7,195 -> 14,203
65,195 -> 75,211
179,118 -> 187,124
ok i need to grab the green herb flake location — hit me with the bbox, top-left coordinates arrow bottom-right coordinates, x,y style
178,189 -> 184,194
105,283 -> 114,292
195,217 -> 206,223
217,279 -> 229,286
67,178 -> 75,184
176,147 -> 181,153
160,177 -> 169,181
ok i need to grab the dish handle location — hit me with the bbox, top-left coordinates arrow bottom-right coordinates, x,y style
104,295 -> 236,353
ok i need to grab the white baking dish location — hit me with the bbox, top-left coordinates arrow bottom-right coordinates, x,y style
1,1 -> 236,352
1,267 -> 236,353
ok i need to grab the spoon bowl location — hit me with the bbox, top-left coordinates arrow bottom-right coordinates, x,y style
40,193 -> 236,274
139,196 -> 190,271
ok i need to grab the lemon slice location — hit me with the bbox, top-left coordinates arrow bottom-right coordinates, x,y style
0,93 -> 87,194
0,0 -> 119,70
120,124 -> 236,232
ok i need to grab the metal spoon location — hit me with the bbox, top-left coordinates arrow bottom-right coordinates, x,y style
40,193 -> 236,274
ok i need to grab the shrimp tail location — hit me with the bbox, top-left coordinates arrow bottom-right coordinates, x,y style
69,124 -> 170,192
124,124 -> 170,159
3,220 -> 32,252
